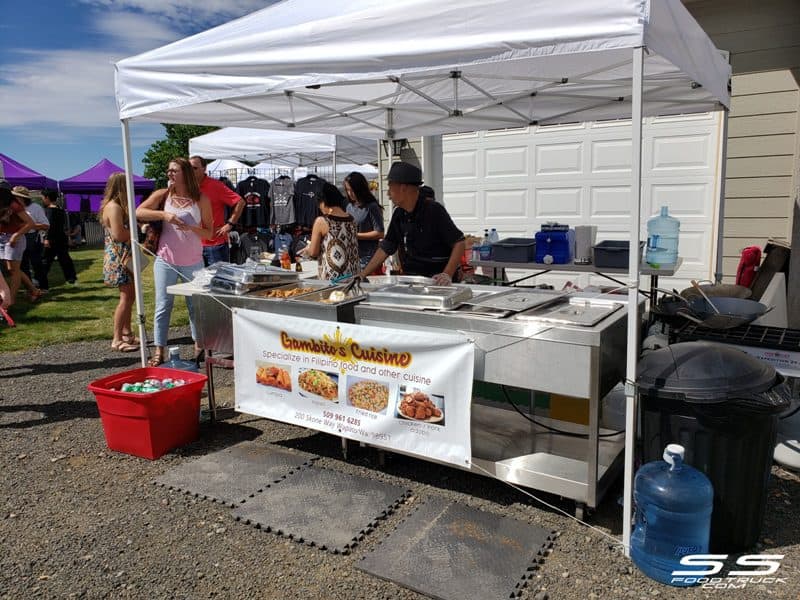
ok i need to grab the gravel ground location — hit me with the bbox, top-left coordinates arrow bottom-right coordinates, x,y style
1,328 -> 798,599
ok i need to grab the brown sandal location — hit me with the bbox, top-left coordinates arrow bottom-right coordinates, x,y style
148,348 -> 164,367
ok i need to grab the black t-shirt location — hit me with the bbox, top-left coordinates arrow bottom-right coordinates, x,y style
236,176 -> 271,228
294,175 -> 326,228
380,195 -> 464,277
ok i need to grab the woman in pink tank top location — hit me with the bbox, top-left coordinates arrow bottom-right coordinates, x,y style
136,157 -> 213,366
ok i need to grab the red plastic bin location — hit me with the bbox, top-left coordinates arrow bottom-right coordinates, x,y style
88,366 -> 208,460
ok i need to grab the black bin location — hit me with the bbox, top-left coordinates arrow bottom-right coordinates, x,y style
637,341 -> 792,553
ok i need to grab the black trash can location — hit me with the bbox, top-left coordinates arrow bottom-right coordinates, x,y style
637,341 -> 792,553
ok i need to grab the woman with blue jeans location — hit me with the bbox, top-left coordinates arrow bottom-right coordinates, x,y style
136,158 -> 213,366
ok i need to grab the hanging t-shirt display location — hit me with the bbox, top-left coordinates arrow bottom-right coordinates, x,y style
237,175 -> 271,228
269,175 -> 296,226
236,231 -> 273,264
294,174 -> 325,229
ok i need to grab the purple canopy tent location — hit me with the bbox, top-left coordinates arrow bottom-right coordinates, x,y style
58,158 -> 155,212
0,152 -> 58,190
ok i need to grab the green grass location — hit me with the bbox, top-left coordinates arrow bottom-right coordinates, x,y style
1,247 -> 190,352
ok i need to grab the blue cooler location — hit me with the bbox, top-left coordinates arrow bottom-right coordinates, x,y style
535,224 -> 574,264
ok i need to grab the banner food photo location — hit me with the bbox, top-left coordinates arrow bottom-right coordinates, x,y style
233,310 -> 475,467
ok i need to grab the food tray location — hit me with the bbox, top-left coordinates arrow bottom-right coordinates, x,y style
215,263 -> 298,284
287,285 -> 367,306
471,289 -> 567,312
209,276 -> 280,296
247,280 -> 332,299
366,283 -> 472,309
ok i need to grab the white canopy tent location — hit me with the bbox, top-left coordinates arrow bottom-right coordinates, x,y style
189,127 -> 376,167
115,0 -> 730,553
203,158 -> 250,182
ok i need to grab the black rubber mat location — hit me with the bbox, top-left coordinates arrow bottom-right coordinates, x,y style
358,497 -> 556,600
233,466 -> 411,554
154,442 -> 316,506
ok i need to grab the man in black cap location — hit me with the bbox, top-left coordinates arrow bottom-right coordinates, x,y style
358,161 -> 464,285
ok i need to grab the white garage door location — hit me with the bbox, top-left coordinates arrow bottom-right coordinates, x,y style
442,113 -> 725,289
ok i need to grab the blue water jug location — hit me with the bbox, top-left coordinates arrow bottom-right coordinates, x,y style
631,443 -> 713,587
645,206 -> 680,267
163,346 -> 200,373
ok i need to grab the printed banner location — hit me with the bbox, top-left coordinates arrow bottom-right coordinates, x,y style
233,309 -> 474,467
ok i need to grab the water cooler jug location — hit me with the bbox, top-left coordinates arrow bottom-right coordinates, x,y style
631,443 -> 713,586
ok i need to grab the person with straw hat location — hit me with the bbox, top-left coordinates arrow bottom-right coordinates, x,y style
1,181 -> 36,305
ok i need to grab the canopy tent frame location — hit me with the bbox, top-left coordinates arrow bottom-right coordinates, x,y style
115,0 -> 731,555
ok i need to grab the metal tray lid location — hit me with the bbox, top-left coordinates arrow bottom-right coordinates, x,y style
215,262 -> 298,284
209,276 -> 278,296
366,283 -> 472,309
471,289 -> 567,312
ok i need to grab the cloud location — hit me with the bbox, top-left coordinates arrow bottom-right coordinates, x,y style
93,11 -> 180,53
0,3 -> 270,132
79,0 -> 270,28
0,11 -> 182,129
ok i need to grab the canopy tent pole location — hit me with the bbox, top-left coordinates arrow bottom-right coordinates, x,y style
120,119 -> 148,367
622,45 -> 645,556
714,108 -> 730,283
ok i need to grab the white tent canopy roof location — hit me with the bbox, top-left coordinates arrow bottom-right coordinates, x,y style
115,0 -> 730,138
189,127 -> 376,165
204,158 -> 249,176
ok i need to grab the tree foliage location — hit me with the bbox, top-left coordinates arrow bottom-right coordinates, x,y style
141,124 -> 218,187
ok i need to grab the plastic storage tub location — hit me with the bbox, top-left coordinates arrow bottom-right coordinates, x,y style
491,238 -> 536,262
593,240 -> 644,269
88,366 -> 208,460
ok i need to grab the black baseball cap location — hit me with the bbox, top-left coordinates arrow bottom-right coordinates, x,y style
387,162 -> 422,185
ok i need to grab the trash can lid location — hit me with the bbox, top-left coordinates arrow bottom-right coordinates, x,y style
637,341 -> 778,403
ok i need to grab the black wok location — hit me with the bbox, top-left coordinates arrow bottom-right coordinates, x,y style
677,296 -> 773,330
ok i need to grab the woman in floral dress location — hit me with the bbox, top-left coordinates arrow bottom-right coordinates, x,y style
301,183 -> 359,280
99,173 -> 138,352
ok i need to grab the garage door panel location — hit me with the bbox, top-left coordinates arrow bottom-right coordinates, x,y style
445,191 -> 480,219
591,140 -> 631,173
535,187 -> 582,218
485,189 -> 528,218
485,146 -> 529,177
535,143 -> 583,175
590,186 -> 633,218
648,182 -> 713,218
443,150 -> 479,180
651,134 -> 713,172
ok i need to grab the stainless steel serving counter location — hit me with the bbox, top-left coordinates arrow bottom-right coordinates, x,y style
355,288 -> 635,515
178,278 -> 636,516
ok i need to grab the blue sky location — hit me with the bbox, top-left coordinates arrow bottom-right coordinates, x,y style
1,0 -> 274,181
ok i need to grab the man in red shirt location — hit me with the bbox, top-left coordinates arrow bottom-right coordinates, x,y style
190,156 -> 245,265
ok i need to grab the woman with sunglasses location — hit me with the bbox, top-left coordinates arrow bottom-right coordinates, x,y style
136,158 -> 213,366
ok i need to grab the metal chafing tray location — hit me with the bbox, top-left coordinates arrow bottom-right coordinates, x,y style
215,262 -> 298,285
247,280 -> 331,299
209,276 -> 276,296
515,298 -> 623,326
470,289 -> 567,312
287,285 -> 367,306
366,283 -> 472,309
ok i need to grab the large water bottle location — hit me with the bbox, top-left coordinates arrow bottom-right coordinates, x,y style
645,206 -> 680,268
631,444 -> 713,587
163,346 -> 200,373
489,228 -> 500,244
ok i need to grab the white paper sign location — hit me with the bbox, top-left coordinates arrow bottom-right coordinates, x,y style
233,309 -> 474,467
